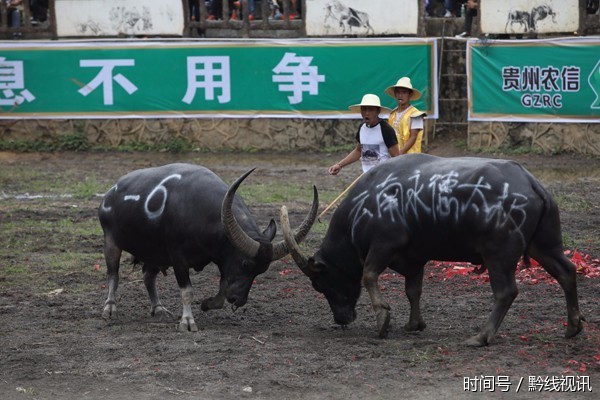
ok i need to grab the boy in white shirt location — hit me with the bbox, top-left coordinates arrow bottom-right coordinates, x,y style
328,94 -> 400,175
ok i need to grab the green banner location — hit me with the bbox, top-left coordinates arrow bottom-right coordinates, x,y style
0,39 -> 437,119
468,37 -> 600,122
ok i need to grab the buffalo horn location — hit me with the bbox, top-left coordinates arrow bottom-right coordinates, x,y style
279,205 -> 311,274
222,168 -> 261,258
271,185 -> 319,260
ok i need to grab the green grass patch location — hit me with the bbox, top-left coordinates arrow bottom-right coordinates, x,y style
0,255 -> 101,293
71,176 -> 104,199
550,191 -> 592,213
0,164 -> 109,198
238,182 -> 313,204
0,135 -> 198,153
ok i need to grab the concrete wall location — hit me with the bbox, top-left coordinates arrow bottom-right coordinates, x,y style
0,1 -> 598,155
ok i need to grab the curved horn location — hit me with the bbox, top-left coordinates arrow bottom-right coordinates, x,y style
279,205 -> 312,275
271,185 -> 319,261
222,168 -> 260,259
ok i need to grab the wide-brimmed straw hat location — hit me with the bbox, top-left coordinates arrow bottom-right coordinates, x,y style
348,94 -> 392,113
385,77 -> 423,101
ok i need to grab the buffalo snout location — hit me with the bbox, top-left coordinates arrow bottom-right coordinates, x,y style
332,306 -> 357,326
225,279 -> 253,308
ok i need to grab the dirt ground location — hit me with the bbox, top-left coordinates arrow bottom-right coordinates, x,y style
0,138 -> 598,399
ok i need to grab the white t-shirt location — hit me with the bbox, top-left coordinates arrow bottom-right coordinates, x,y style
356,120 -> 397,172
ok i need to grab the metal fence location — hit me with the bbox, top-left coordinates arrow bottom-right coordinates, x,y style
187,0 -> 304,38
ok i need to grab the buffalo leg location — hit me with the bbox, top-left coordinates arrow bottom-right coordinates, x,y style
404,268 -> 427,332
201,275 -> 227,311
173,266 -> 198,332
143,265 -> 173,319
529,247 -> 585,338
528,197 -> 585,338
466,263 -> 518,347
102,234 -> 121,320
362,265 -> 390,339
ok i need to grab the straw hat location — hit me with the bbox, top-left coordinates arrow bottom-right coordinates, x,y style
348,94 -> 392,113
385,77 -> 423,101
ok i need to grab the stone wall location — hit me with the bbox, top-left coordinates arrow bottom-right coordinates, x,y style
0,118 -> 358,151
1,116 -> 598,155
468,121 -> 600,155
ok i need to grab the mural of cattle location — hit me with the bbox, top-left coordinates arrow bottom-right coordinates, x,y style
279,154 -> 585,347
505,9 -> 531,33
98,164 -> 318,331
323,0 -> 374,35
505,3 -> 557,33
530,4 -> 557,31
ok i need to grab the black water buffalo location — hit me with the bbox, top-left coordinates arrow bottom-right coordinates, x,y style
530,4 -> 557,31
505,9 -> 530,33
279,154 -> 584,346
98,164 -> 317,331
324,0 -> 374,35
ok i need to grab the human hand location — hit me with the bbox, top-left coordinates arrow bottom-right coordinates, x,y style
328,163 -> 342,175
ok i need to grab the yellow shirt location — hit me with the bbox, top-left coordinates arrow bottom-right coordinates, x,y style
388,106 -> 426,154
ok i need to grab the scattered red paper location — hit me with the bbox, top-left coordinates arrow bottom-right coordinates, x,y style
565,359 -> 588,373
379,273 -> 396,281
424,250 -> 599,285
566,250 -> 600,278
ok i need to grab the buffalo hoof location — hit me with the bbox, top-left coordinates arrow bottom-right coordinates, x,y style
565,315 -> 585,338
178,318 -> 199,332
376,309 -> 391,339
404,319 -> 426,332
102,303 -> 117,320
465,333 -> 490,347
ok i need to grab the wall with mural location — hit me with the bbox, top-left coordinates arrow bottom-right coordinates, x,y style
480,0 -> 580,35
55,0 -> 185,37
0,1 -> 598,155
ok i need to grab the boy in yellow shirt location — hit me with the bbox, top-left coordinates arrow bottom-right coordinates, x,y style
385,77 -> 427,154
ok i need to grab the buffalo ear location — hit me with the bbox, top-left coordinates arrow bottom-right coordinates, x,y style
262,219 -> 277,241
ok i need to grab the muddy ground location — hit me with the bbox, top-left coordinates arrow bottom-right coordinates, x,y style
0,139 -> 598,399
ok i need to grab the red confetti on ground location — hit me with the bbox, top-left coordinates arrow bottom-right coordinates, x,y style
564,359 -> 588,374
426,250 -> 600,285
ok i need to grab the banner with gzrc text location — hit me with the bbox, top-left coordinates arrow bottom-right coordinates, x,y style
0,38 -> 438,120
467,37 -> 600,123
